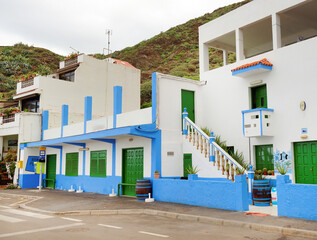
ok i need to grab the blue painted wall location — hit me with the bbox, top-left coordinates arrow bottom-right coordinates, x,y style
19,174 -> 45,188
277,175 -> 317,221
153,175 -> 249,211
55,175 -> 122,194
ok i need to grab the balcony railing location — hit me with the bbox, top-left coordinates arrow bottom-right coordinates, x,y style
21,78 -> 34,88
2,114 -> 16,124
64,56 -> 78,67
242,108 -> 274,137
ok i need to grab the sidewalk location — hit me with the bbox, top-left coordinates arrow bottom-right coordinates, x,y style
1,188 -> 317,238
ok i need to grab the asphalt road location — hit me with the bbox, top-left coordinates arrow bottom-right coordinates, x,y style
0,194 -> 310,240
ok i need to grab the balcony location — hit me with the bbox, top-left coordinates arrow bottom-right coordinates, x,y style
242,108 -> 274,137
15,77 -> 40,97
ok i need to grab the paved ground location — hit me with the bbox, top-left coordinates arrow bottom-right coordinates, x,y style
0,189 -> 316,239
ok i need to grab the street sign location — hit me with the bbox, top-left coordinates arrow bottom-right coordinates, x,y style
39,147 -> 46,163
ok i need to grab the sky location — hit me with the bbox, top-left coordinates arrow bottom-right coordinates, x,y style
0,0 -> 241,56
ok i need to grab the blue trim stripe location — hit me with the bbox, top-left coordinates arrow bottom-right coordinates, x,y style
151,72 -> 157,124
84,96 -> 92,134
232,63 -> 272,76
113,86 -> 122,128
42,110 -> 49,140
61,105 -> 69,137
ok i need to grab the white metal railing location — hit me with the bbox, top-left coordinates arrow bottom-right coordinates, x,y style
183,114 -> 246,181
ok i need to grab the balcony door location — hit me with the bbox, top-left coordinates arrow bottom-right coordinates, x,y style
251,85 -> 267,109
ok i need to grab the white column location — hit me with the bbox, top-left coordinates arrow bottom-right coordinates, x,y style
199,43 -> 210,72
272,13 -> 282,50
223,50 -> 228,66
235,29 -> 245,61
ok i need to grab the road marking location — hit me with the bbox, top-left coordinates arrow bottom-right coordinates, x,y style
0,214 -> 25,223
98,224 -> 123,229
0,205 -> 11,209
9,198 -> 29,206
61,217 -> 82,222
1,209 -> 53,219
0,223 -> 84,238
139,231 -> 169,238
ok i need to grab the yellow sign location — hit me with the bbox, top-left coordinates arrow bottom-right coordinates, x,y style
17,161 -> 23,169
39,147 -> 46,151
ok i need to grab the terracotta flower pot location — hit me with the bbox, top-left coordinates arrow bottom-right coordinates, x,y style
154,173 -> 160,179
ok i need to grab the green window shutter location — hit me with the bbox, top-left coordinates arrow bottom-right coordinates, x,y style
66,153 -> 78,176
183,154 -> 192,178
90,150 -> 107,177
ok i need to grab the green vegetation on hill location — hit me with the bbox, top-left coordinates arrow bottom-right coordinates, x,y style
0,43 -> 62,100
94,0 -> 251,106
0,0 -> 251,104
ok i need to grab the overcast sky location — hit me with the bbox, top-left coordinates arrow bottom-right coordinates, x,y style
0,0 -> 241,56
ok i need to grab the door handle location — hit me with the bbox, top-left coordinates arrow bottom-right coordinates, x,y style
311,169 -> 313,171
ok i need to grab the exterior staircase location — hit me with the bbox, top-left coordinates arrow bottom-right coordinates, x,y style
182,109 -> 245,181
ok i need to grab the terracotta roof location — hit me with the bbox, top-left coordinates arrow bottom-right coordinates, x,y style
231,58 -> 273,72
112,58 -> 135,68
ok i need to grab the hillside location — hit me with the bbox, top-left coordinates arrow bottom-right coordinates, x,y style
0,0 -> 251,104
94,0 -> 251,106
0,43 -> 62,99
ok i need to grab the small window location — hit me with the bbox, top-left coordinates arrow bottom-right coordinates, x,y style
59,70 -> 75,82
90,150 -> 107,177
22,96 -> 40,113
66,152 -> 78,176
227,146 -> 235,156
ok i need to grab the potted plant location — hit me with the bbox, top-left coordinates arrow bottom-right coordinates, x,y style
186,165 -> 199,180
235,167 -> 245,175
154,170 -> 160,179
276,163 -> 287,175
263,168 -> 268,175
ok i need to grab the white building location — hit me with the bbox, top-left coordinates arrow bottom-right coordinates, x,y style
15,0 -> 317,219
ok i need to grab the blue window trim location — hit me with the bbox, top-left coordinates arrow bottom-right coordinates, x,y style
241,108 -> 274,114
113,86 -> 122,128
61,105 -> 69,137
232,63 -> 272,76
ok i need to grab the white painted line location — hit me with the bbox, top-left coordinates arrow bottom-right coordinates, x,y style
0,205 -> 11,209
61,217 -> 82,222
0,214 -> 25,223
1,209 -> 53,219
0,223 -> 84,238
98,224 -> 123,229
139,231 -> 169,238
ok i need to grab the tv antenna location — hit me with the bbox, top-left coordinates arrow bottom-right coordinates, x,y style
69,46 -> 80,54
103,29 -> 112,55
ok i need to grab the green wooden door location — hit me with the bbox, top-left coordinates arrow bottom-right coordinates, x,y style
90,150 -> 107,177
255,145 -> 274,170
66,153 -> 78,176
183,154 -> 192,178
251,85 -> 267,109
122,148 -> 144,196
294,141 -> 317,184
46,155 -> 56,188
181,90 -> 195,122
